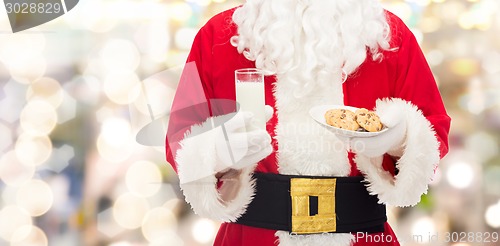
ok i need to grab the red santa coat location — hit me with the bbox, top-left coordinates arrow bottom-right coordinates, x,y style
166,7 -> 450,246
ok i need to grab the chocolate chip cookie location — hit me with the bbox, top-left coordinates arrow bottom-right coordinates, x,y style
324,109 -> 360,131
355,108 -> 383,132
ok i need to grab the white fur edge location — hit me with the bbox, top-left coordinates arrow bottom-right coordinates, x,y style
276,231 -> 354,246
355,98 -> 440,207
176,116 -> 256,222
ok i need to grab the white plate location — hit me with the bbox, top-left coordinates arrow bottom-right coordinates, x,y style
309,105 -> 388,138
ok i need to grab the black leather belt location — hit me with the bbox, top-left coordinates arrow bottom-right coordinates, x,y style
235,172 -> 387,234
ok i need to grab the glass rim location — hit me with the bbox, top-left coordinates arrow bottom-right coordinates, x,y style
235,68 -> 264,74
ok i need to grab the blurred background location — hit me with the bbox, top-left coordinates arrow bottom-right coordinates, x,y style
0,0 -> 499,245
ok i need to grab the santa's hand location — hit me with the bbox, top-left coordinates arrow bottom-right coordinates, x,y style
214,117 -> 271,205
214,107 -> 273,206
215,106 -> 273,171
350,104 -> 407,158
176,106 -> 274,222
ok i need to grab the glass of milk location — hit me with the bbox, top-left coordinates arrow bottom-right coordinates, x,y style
235,68 -> 266,129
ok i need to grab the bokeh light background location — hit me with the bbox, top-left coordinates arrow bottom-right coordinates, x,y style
0,0 -> 499,245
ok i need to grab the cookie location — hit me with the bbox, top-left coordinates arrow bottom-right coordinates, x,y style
355,108 -> 383,132
324,109 -> 360,131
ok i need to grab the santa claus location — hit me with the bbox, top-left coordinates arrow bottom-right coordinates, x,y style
165,0 -> 451,245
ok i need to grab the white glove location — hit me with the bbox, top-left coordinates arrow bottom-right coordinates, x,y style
350,104 -> 407,158
176,106 -> 274,221
214,105 -> 274,172
215,106 -> 273,204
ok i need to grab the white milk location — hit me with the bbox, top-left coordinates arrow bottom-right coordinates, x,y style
236,81 -> 266,129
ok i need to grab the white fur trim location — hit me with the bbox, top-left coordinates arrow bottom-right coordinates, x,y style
355,98 -> 440,207
276,231 -> 354,246
176,117 -> 256,222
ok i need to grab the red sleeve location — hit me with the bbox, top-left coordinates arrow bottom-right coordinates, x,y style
389,13 -> 451,158
165,26 -> 215,172
165,8 -> 246,173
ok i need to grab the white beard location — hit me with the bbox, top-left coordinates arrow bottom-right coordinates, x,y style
232,0 -> 390,98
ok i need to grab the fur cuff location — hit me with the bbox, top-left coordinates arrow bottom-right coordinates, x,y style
355,98 -> 440,207
176,117 -> 256,222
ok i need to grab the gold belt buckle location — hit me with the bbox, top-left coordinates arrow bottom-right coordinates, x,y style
290,178 -> 336,234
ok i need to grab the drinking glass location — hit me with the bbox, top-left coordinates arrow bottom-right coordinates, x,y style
235,68 -> 266,129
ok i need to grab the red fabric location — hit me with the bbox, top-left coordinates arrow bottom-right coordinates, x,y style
165,7 -> 450,246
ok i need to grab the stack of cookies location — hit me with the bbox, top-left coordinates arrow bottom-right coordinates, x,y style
324,108 -> 383,132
